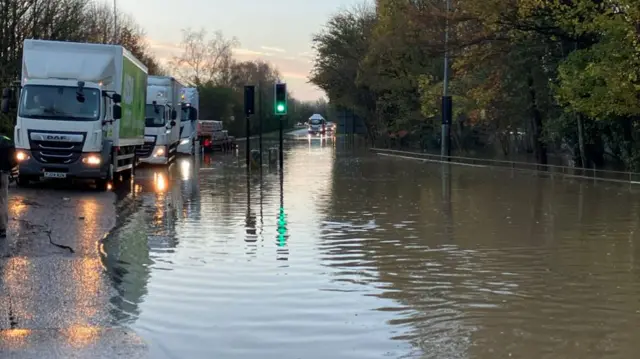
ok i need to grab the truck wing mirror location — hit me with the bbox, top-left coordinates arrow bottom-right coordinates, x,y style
112,105 -> 122,120
171,109 -> 177,120
1,99 -> 9,114
112,93 -> 122,103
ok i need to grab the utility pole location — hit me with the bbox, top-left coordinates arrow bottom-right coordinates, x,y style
244,85 -> 255,169
258,80 -> 263,167
113,0 -> 118,44
274,83 -> 287,172
440,0 -> 452,159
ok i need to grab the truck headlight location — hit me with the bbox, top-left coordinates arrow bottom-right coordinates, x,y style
15,151 -> 29,161
153,147 -> 165,157
180,138 -> 190,145
82,154 -> 101,165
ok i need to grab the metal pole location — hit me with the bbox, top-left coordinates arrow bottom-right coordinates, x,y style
440,0 -> 451,159
279,115 -> 284,172
113,0 -> 117,43
259,81 -> 263,167
245,115 -> 250,168
0,171 -> 8,237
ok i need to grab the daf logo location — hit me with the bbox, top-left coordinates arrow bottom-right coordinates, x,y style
30,132 -> 84,142
46,135 -> 68,140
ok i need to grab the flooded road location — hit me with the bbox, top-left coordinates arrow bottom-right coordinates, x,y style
4,137 -> 640,358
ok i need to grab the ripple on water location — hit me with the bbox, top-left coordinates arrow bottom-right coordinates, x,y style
96,147 -> 640,358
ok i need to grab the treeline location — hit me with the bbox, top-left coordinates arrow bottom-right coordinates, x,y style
311,0 -> 640,170
0,0 -> 164,135
169,28 -> 323,137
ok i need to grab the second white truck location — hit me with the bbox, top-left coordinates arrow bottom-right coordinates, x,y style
1,39 -> 148,190
178,87 -> 199,155
139,76 -> 182,165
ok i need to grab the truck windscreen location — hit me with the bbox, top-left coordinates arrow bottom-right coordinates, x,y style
145,104 -> 165,127
181,106 -> 197,121
18,85 -> 100,121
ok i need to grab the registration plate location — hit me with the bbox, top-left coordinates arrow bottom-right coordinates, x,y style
43,172 -> 67,179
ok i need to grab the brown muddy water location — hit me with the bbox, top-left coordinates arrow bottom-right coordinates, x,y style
99,137 -> 640,358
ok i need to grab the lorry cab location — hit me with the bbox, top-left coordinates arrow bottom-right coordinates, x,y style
308,114 -> 326,136
139,76 -> 182,165
177,87 -> 199,155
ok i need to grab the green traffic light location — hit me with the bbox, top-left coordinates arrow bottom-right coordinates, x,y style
276,103 -> 285,113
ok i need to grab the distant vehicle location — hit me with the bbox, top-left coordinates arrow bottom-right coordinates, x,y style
198,120 -> 234,152
308,114 -> 326,135
326,121 -> 336,133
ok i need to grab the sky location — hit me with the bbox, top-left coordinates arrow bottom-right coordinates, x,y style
117,0 -> 365,102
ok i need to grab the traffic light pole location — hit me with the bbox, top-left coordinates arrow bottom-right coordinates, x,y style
245,115 -> 250,168
441,0 -> 452,160
258,81 -> 263,168
279,115 -> 284,172
243,85 -> 255,170
274,82 -> 287,173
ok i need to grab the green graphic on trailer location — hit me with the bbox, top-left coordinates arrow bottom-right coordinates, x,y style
120,56 -> 146,139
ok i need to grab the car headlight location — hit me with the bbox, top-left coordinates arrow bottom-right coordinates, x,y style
82,154 -> 101,165
180,138 -> 190,145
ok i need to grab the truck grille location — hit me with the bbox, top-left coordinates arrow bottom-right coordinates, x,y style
137,135 -> 156,158
28,130 -> 86,165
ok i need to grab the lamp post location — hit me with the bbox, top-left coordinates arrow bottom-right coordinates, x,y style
440,0 -> 452,159
113,0 -> 118,44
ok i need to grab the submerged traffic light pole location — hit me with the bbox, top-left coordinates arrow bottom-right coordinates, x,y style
244,85 -> 255,169
274,83 -> 287,171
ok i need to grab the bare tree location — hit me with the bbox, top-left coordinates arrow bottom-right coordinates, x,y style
170,28 -> 239,86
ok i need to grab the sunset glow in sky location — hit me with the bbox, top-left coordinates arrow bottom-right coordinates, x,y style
117,0 -> 363,101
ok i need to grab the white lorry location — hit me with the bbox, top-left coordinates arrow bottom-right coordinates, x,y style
178,87 -> 199,154
0,39 -> 147,190
139,76 -> 182,165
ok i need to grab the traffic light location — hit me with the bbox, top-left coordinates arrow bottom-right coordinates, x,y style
244,85 -> 255,116
274,83 -> 287,115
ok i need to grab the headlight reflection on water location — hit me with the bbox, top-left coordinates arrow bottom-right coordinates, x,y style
154,172 -> 167,192
180,159 -> 191,181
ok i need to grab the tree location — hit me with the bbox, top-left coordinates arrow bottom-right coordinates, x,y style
310,4 -> 378,141
169,28 -> 239,86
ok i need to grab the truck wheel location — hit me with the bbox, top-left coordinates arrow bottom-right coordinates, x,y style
121,161 -> 135,181
16,175 -> 31,187
96,163 -> 113,191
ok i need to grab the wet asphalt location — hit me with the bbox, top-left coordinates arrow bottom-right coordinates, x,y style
0,183 -> 148,358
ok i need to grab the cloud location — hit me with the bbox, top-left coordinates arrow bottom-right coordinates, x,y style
281,72 -> 309,80
260,46 -> 286,53
145,38 -> 181,52
233,48 -> 267,56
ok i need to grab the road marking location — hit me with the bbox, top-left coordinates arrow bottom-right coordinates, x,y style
377,153 -> 487,168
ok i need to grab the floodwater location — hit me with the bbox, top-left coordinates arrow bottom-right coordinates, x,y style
101,137 -> 640,358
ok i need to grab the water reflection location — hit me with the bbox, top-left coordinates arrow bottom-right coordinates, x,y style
101,187 -> 151,324
1,186 -> 126,352
276,169 -> 289,261
322,146 -> 640,358
101,164 -> 184,325
11,138 -> 640,358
